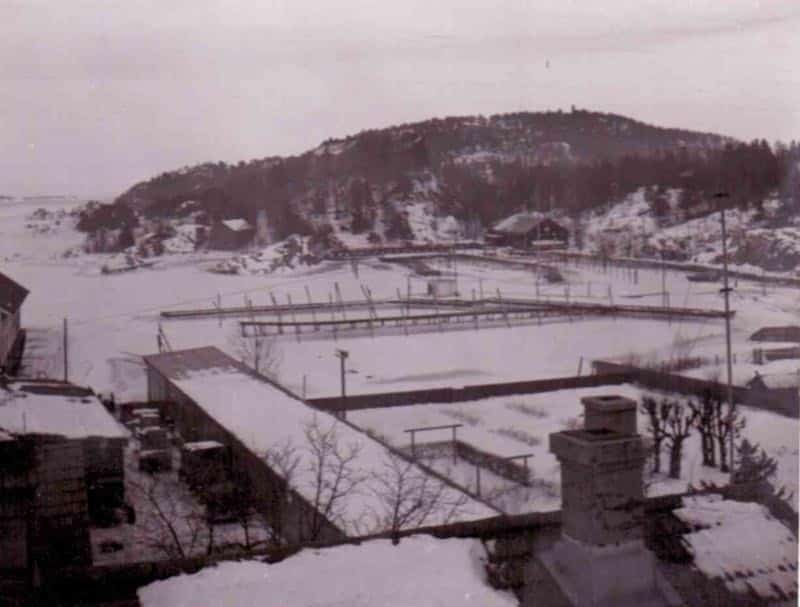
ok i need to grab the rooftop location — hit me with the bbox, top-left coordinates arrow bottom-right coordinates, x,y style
137,536 -> 516,607
143,347 -> 497,534
221,218 -> 252,232
675,494 -> 798,603
492,212 -> 564,235
0,270 -> 29,315
0,381 -> 128,440
750,326 -> 800,342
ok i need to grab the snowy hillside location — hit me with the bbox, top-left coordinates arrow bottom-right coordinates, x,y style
585,188 -> 800,273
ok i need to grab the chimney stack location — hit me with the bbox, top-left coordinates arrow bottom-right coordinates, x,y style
538,394 -> 680,606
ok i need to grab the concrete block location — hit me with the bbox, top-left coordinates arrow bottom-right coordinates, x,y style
581,395 -> 638,435
540,535 -> 679,607
139,449 -> 172,473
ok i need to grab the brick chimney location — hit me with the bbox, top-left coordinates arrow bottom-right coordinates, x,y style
538,394 -> 681,607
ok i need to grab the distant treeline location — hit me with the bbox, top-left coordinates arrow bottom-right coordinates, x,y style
92,110 -> 798,243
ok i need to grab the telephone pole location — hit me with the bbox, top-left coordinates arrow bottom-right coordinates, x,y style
63,318 -> 69,383
716,192 -> 736,482
335,349 -> 349,420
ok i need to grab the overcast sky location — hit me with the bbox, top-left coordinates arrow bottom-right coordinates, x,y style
2,1 -> 799,198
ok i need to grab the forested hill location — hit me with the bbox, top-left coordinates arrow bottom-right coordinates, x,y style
109,108 -> 793,243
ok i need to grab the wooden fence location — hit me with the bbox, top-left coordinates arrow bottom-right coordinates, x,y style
307,373 -> 630,412
547,251 -> 800,289
592,360 -> 799,418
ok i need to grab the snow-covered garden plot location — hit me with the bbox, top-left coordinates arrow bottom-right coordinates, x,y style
275,316 -> 711,398
349,385 -> 800,513
92,442 -> 272,565
137,535 -> 516,607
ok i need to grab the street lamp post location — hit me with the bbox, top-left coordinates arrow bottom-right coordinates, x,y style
335,349 -> 349,420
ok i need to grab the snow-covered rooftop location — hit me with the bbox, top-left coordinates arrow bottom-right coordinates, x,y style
675,494 -> 798,602
138,535 -> 516,607
143,347 -> 497,534
493,212 -> 547,234
183,440 -> 225,452
221,218 -> 252,232
0,382 -> 128,440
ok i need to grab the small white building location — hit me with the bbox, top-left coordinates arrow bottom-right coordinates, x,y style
427,277 -> 458,298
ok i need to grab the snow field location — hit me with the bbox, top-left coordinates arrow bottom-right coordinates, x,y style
2,199 -> 797,514
349,386 -> 799,512
137,535 -> 517,607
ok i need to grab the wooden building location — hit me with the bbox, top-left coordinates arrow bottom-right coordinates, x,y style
143,347 -> 345,544
485,213 -> 569,249
0,381 -> 128,574
750,325 -> 800,343
207,218 -> 255,250
0,271 -> 29,373
142,347 -> 494,543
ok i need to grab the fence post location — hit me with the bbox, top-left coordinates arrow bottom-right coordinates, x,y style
452,426 -> 458,465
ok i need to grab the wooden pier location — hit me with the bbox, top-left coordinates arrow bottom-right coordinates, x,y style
232,295 -> 733,338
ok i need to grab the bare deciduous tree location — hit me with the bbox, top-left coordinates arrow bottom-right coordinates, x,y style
263,437 -> 301,545
367,451 -> 469,539
129,474 -> 213,559
711,397 -> 746,473
299,415 -> 366,542
230,328 -> 281,380
688,390 -> 717,467
640,397 -> 668,474
661,399 -> 698,479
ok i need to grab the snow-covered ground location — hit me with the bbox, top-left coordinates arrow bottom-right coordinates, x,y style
137,535 -> 516,607
587,188 -> 800,274
2,198 -> 797,512
92,441 -> 271,565
349,385 -> 799,513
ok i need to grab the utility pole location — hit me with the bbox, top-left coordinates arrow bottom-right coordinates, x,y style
716,192 -> 736,483
63,318 -> 69,382
335,349 -> 349,420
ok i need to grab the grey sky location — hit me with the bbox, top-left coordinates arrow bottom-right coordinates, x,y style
2,1 -> 799,198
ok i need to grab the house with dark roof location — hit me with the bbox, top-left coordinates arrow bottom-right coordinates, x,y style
207,218 -> 255,250
0,380 -> 128,573
0,271 -> 29,372
485,213 -> 569,249
750,326 -> 800,344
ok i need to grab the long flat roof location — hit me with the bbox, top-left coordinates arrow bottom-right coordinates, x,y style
0,382 -> 128,440
144,347 -> 498,535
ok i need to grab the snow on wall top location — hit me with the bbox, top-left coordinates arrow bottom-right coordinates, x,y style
221,218 -> 252,232
0,382 -> 128,440
747,371 -> 800,390
675,494 -> 798,601
138,535 -> 517,607
144,347 -> 498,534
